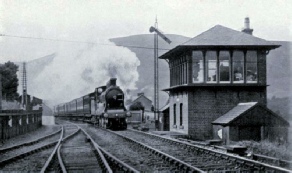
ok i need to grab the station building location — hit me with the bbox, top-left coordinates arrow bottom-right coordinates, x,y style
159,18 -> 289,144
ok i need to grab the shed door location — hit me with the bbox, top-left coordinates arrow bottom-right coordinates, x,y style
239,126 -> 261,141
163,112 -> 170,131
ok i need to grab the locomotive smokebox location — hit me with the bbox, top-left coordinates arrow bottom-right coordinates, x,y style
107,78 -> 117,87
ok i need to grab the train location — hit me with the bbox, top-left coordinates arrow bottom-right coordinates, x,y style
54,78 -> 131,130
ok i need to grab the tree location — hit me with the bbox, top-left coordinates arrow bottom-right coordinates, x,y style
0,61 -> 19,101
129,101 -> 145,111
129,101 -> 145,122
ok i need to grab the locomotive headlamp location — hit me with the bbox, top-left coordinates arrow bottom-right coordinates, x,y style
126,111 -> 131,117
104,113 -> 108,118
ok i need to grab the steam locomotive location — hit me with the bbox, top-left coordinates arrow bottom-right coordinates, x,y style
54,78 -> 131,130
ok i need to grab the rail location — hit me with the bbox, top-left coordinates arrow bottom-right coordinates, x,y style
0,127 -> 62,153
80,128 -> 113,173
129,129 -> 292,172
40,126 -> 64,173
250,153 -> 292,168
56,128 -> 82,173
109,129 -> 204,172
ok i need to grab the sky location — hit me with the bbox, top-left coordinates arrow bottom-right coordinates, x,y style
0,0 -> 291,61
0,0 -> 291,105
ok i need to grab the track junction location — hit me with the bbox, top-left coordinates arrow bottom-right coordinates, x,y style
0,120 -> 291,172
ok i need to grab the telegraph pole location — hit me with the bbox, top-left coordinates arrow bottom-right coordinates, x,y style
0,74 -> 2,112
149,18 -> 171,130
22,62 -> 27,111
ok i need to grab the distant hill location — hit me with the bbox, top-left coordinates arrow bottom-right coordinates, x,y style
267,97 -> 291,121
266,41 -> 291,98
15,53 -> 55,91
26,53 -> 56,82
110,34 -> 292,117
15,54 -> 56,114
42,102 -> 53,116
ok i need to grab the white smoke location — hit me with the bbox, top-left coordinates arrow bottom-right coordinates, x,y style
27,40 -> 140,107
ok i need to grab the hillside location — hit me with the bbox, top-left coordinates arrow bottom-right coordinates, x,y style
266,41 -> 291,98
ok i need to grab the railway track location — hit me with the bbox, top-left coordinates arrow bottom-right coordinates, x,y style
178,137 -> 292,170
0,126 -> 62,166
114,129 -> 292,172
84,125 -> 203,172
41,124 -> 80,172
42,122 -> 137,172
0,125 -> 80,172
58,129 -> 106,172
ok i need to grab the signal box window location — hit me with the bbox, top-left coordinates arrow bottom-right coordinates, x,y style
233,51 -> 244,83
173,104 -> 176,125
206,51 -> 217,83
179,103 -> 183,126
219,51 -> 230,83
192,51 -> 204,83
246,51 -> 258,83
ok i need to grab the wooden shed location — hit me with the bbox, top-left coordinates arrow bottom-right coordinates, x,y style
212,102 -> 289,145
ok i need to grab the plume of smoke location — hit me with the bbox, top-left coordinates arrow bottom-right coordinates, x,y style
28,40 -> 140,107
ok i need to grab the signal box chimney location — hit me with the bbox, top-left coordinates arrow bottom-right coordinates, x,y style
241,17 -> 253,35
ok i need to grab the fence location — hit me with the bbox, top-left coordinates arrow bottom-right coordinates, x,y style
0,110 -> 42,140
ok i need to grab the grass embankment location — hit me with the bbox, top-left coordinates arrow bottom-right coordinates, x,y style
236,140 -> 291,160
235,122 -> 292,160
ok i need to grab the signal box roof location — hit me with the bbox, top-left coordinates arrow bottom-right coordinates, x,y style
159,25 -> 280,59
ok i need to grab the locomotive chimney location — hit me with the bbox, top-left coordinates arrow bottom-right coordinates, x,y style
107,78 -> 117,87
241,17 -> 253,35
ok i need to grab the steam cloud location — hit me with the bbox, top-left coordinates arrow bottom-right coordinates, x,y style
27,41 -> 140,107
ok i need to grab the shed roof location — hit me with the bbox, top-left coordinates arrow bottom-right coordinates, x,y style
212,102 -> 289,126
212,102 -> 257,125
159,25 -> 280,59
131,94 -> 152,103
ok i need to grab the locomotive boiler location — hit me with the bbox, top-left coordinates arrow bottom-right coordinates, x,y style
54,78 -> 131,130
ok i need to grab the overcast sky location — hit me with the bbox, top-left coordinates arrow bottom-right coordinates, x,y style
0,0 -> 291,62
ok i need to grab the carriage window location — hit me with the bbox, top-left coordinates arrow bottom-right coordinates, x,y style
233,51 -> 244,83
206,51 -> 217,83
192,51 -> 204,83
246,51 -> 257,83
219,51 -> 230,83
